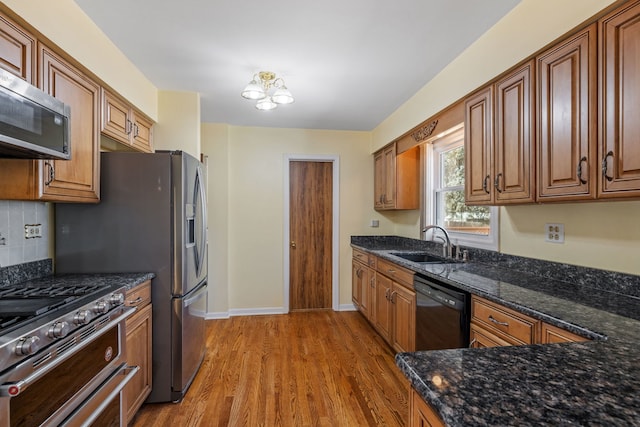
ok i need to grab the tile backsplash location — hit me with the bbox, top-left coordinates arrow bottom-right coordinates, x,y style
0,201 -> 50,267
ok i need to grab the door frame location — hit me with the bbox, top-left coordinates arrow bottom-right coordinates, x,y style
284,154 -> 340,312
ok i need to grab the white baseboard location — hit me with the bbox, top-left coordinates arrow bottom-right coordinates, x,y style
204,311 -> 230,320
338,303 -> 357,311
204,305 -> 356,319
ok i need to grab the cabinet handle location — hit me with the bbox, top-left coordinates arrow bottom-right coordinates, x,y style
134,123 -> 140,138
385,288 -> 390,300
602,151 -> 614,182
469,338 -> 477,348
45,162 -> 55,185
387,269 -> 395,274
390,291 -> 397,303
127,296 -> 143,306
370,278 -> 375,287
494,173 -> 503,193
482,175 -> 491,194
488,315 -> 509,327
126,119 -> 133,135
356,268 -> 362,278
577,156 -> 588,184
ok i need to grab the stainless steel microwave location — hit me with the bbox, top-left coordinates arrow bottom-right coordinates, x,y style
0,68 -> 70,159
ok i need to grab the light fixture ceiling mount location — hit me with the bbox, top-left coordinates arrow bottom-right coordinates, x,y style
241,71 -> 294,111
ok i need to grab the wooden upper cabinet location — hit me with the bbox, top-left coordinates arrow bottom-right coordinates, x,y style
102,88 -> 154,153
0,13 -> 35,83
38,45 -> 100,202
465,86 -> 493,204
599,0 -> 640,198
494,60 -> 535,204
537,24 -> 597,201
0,44 -> 100,202
373,143 -> 419,210
465,61 -> 535,205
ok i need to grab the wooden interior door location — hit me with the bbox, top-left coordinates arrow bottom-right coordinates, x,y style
289,161 -> 333,310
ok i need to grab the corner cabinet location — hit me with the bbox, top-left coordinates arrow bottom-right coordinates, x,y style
102,88 -> 154,153
465,60 -> 535,206
374,143 -> 419,210
599,0 -> 640,198
124,280 -> 153,423
0,44 -> 100,202
352,248 -> 374,321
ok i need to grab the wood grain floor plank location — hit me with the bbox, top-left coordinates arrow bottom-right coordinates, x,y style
132,311 -> 407,426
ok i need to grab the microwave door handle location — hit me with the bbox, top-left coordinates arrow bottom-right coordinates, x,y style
195,166 -> 207,277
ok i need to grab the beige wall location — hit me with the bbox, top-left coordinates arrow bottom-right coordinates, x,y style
200,125 -> 392,315
1,0 -> 158,120
155,91 -> 202,159
371,0 -> 640,276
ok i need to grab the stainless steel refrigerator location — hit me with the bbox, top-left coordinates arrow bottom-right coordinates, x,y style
55,150 -> 208,403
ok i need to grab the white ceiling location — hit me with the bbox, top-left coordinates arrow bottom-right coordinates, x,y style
74,0 -> 520,131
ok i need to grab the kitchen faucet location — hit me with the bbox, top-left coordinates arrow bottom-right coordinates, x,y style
422,225 -> 453,259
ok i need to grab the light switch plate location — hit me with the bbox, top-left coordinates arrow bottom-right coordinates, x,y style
545,223 -> 564,243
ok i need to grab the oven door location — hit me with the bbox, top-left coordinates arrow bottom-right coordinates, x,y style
0,307 -> 134,427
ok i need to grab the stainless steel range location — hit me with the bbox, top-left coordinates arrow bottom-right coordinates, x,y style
0,277 -> 137,426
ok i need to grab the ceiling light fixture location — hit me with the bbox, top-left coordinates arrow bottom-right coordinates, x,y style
241,71 -> 294,111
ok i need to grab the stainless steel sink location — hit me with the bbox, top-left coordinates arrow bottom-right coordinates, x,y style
390,252 -> 447,263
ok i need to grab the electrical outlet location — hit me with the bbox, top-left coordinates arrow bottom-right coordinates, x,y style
545,223 -> 564,244
370,219 -> 379,228
24,224 -> 42,239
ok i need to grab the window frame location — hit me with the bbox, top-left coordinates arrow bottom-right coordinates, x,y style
423,125 -> 499,251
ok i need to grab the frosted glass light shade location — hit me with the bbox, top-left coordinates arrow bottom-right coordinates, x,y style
272,86 -> 294,104
255,96 -> 277,110
241,80 -> 266,100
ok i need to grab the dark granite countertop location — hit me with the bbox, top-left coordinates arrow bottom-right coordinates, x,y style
20,272 -> 156,292
351,236 -> 640,426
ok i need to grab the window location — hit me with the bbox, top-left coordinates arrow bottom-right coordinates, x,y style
424,127 -> 498,250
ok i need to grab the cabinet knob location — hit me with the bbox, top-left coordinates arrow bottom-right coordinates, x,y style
290,241 -> 297,248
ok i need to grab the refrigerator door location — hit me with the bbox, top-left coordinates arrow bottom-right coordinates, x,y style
172,151 -> 208,296
171,281 -> 208,401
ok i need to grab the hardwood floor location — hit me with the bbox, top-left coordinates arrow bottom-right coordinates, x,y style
132,311 -> 408,426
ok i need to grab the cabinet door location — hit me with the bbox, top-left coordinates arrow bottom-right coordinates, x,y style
0,13 -> 35,82
352,260 -> 363,309
39,45 -> 100,202
464,86 -> 493,204
124,303 -> 153,423
373,151 -> 385,209
599,1 -> 640,197
382,145 -> 396,207
391,284 -> 415,353
101,88 -> 132,145
537,25 -> 596,201
410,388 -> 445,427
374,273 -> 392,342
132,112 -> 154,153
541,322 -> 589,344
494,60 -> 535,203
470,322 -> 511,348
359,266 -> 371,319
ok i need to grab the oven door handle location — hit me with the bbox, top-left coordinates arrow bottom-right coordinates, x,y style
59,364 -> 139,427
0,306 -> 135,398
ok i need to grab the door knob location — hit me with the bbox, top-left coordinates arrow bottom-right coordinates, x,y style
290,241 -> 297,248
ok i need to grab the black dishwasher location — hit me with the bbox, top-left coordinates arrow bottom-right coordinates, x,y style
414,273 -> 470,351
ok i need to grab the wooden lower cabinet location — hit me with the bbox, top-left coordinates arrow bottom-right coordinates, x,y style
124,281 -> 153,423
541,322 -> 589,344
471,295 -> 539,346
410,388 -> 445,427
373,263 -> 416,353
352,259 -> 372,320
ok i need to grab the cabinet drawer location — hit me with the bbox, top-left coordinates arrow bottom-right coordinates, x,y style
377,258 -> 414,287
471,296 -> 539,345
125,280 -> 151,308
541,322 -> 589,344
352,248 -> 370,265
